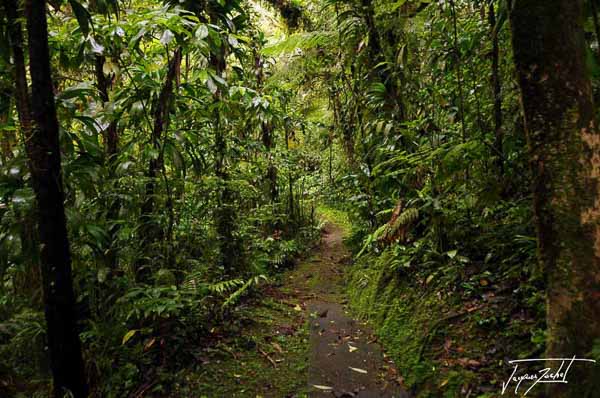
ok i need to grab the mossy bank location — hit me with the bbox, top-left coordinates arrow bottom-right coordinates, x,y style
346,243 -> 545,397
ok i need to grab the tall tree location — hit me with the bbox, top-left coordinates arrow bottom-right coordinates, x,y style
255,51 -> 278,203
95,55 -> 121,271
4,0 -> 42,301
208,0 -> 243,275
488,1 -> 503,176
137,47 -> 182,282
22,0 -> 88,396
590,0 -> 600,61
510,1 -> 600,396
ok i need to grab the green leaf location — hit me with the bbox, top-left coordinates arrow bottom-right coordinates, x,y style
69,0 -> 92,37
446,250 -> 458,259
391,0 -> 408,12
97,267 -> 109,283
122,329 -> 138,345
160,29 -> 174,45
57,83 -> 95,101
206,76 -> 217,94
196,25 -> 209,40
89,37 -> 104,55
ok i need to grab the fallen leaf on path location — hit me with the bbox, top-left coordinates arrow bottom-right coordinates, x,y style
457,358 -> 481,368
349,366 -> 368,374
443,337 -> 452,353
396,376 -> 406,387
348,344 -> 358,352
144,337 -> 156,351
312,384 -> 333,391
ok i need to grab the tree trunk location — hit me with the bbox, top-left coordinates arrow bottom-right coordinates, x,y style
141,47 -> 182,219
255,53 -> 278,203
0,112 -> 14,161
360,0 -> 403,120
208,14 -> 242,275
489,2 -> 503,176
510,1 -> 600,396
137,48 -> 182,282
5,0 -> 33,147
590,0 -> 600,61
24,0 -> 88,396
94,55 -> 120,271
94,55 -> 119,166
262,121 -> 278,203
4,0 -> 43,302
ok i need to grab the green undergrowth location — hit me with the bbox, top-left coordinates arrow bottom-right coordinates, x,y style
171,296 -> 310,397
347,249 -> 545,398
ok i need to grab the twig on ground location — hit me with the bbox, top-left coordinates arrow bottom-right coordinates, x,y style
258,347 -> 277,368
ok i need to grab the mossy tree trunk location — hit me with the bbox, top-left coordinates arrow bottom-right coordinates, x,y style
510,1 -> 600,396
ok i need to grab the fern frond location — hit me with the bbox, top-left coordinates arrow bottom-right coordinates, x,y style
206,279 -> 244,294
222,275 -> 268,308
378,200 -> 419,244
262,31 -> 336,56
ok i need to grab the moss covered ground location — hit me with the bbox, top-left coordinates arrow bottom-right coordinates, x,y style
170,295 -> 311,397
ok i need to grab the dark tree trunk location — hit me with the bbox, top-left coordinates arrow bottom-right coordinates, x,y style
5,0 -> 33,145
255,54 -> 278,203
489,2 -> 503,176
360,0 -> 381,61
141,47 -> 182,218
449,0 -> 467,143
285,128 -> 295,224
360,0 -> 403,120
94,55 -> 119,165
510,1 -> 600,396
94,55 -> 120,271
137,48 -> 182,282
0,112 -> 14,161
262,121 -> 278,203
591,0 -> 600,61
4,0 -> 42,304
24,0 -> 88,396
208,15 -> 241,275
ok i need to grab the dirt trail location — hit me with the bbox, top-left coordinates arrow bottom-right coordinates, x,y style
287,222 -> 409,398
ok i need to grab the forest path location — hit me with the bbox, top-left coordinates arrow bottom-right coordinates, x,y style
176,221 -> 409,397
285,222 -> 409,398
